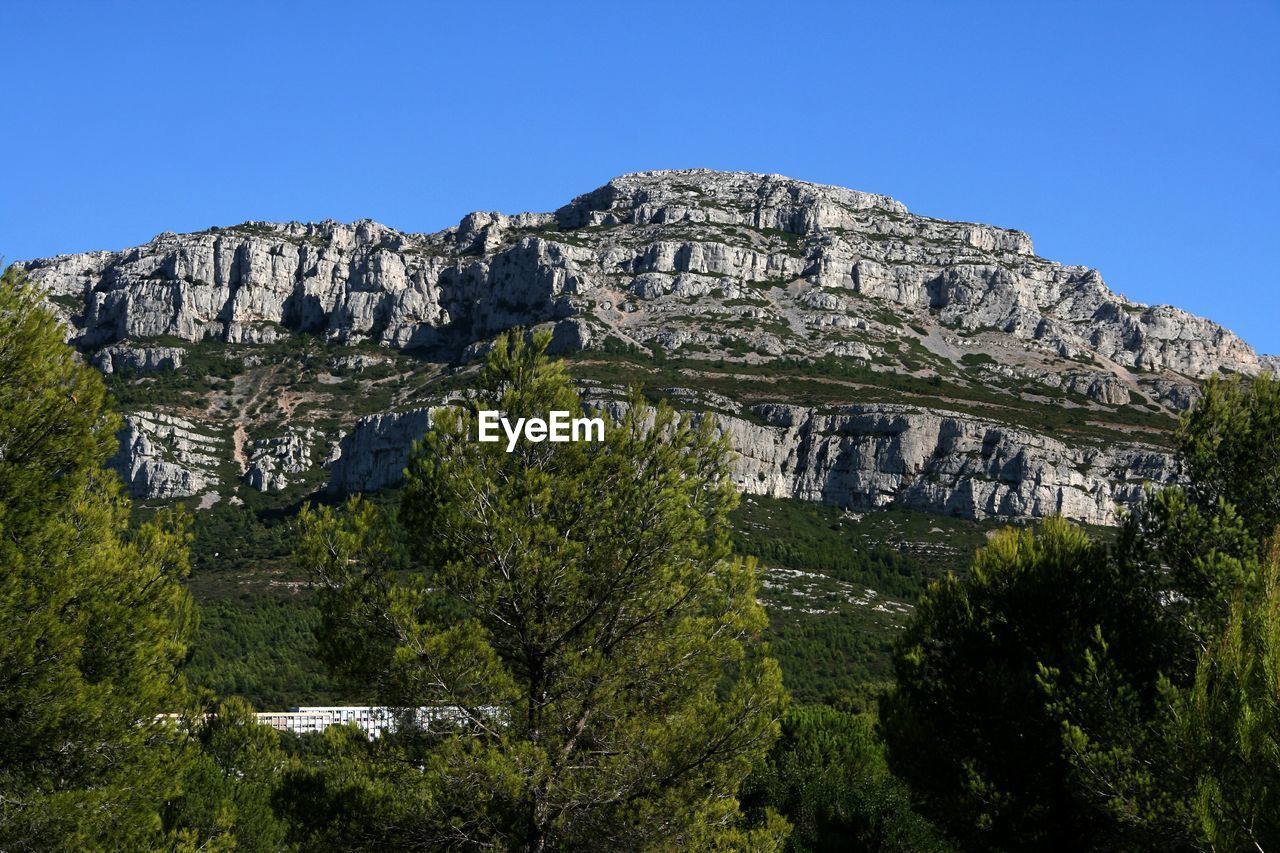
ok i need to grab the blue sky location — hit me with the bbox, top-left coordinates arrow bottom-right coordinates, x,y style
3,1 -> 1277,351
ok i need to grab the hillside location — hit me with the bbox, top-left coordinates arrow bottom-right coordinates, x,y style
21,167 -> 1271,707
25,169 -> 1268,527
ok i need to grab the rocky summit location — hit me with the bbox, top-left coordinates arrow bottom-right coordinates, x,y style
20,169 -> 1272,524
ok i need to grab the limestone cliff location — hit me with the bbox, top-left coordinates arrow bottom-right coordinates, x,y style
327,398 -> 1175,527
20,169 -> 1266,522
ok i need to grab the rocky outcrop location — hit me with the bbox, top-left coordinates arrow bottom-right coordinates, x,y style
328,353 -> 392,373
22,219 -> 576,352
93,344 -> 184,374
721,404 -> 1174,526
110,412 -> 223,499
325,409 -> 434,494
28,169 -> 1265,523
325,399 -> 1176,526
22,170 -> 1269,383
245,428 -> 322,492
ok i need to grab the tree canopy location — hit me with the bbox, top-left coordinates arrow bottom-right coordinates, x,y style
0,266 -> 196,850
293,329 -> 788,850
882,373 -> 1280,852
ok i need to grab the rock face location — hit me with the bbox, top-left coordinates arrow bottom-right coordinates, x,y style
324,399 -> 1175,526
245,428 -> 322,492
719,404 -> 1174,526
26,169 -> 1269,521
25,170 -> 1267,383
110,412 -> 223,499
326,409 -> 434,494
93,344 -> 184,374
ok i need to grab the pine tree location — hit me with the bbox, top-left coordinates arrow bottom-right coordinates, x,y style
883,374 -> 1280,851
1171,539 -> 1280,850
1048,374 -> 1280,849
741,704 -> 952,852
164,698 -> 292,852
0,266 -> 196,850
1178,373 -> 1280,546
293,329 -> 787,850
881,519 -> 1163,850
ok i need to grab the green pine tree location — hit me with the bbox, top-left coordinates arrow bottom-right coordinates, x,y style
291,329 -> 788,850
741,704 -> 952,852
1048,374 -> 1280,849
163,698 -> 293,852
880,518 -> 1166,850
1172,539 -> 1280,849
1179,373 -> 1280,546
0,266 -> 197,850
883,374 -> 1280,851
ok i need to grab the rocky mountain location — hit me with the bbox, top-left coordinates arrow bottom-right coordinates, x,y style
20,169 -> 1270,524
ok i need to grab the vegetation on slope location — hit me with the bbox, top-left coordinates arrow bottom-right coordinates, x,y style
567,350 -> 1178,447
15,257 -> 1280,851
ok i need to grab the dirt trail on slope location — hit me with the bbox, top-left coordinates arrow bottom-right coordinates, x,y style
223,365 -> 281,474
232,423 -> 249,473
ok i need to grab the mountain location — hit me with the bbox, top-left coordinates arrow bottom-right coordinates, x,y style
20,169 -> 1271,524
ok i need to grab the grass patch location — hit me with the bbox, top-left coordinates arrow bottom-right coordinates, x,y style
960,352 -> 997,367
563,352 -> 1178,446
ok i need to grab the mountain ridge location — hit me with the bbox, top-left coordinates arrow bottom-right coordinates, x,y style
23,169 -> 1268,373
17,169 -> 1267,524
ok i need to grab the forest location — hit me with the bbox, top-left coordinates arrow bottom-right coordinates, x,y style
3,264 -> 1279,851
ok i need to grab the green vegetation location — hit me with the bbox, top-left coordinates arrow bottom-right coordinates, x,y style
9,258 -> 1280,851
597,333 -> 642,356
187,497 -> 302,573
102,333 -> 421,416
103,337 -> 244,407
184,595 -> 348,710
176,486 -> 981,712
733,498 -> 988,601
164,698 -> 292,850
289,330 -> 787,848
743,705 -> 952,851
565,351 -> 1179,446
883,520 -> 1139,848
176,490 -> 984,712
881,374 -> 1280,851
959,352 -> 996,367
0,266 -> 195,848
176,491 -> 401,709
853,299 -> 906,329
1179,373 -> 1280,543
46,292 -> 84,311
731,497 -> 990,706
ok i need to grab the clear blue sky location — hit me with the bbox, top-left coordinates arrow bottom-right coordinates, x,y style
3,1 -> 1277,351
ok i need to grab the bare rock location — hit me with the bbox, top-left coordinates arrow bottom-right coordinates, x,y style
93,345 -> 184,374
110,412 -> 223,499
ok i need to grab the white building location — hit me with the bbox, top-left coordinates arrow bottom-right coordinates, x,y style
255,705 -> 482,738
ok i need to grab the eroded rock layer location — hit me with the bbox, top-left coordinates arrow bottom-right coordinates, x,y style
23,169 -> 1266,522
